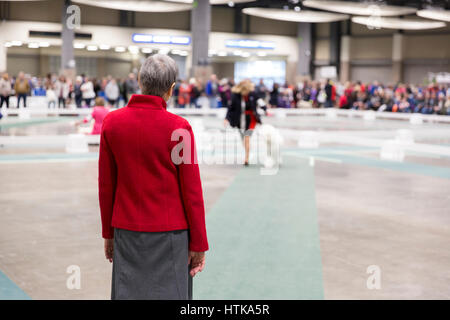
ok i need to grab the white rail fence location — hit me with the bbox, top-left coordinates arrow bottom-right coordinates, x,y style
2,97 -> 450,124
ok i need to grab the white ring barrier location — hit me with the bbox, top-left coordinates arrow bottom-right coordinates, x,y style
3,105 -> 450,123
380,140 -> 405,162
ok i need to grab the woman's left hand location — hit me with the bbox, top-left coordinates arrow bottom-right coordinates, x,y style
188,251 -> 206,277
104,238 -> 114,263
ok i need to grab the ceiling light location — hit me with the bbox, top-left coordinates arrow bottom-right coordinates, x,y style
158,47 -> 170,55
4,42 -> 12,48
28,43 -> 39,48
153,35 -> 171,44
241,52 -> 251,58
128,45 -> 139,54
257,52 -> 267,57
39,42 -> 50,47
99,44 -> 110,50
164,0 -> 256,4
73,0 -> 192,12
74,42 -> 85,49
170,36 -> 190,45
352,16 -> 446,30
141,48 -> 153,54
115,46 -> 126,52
242,8 -> 349,23
303,0 -> 417,17
87,45 -> 98,51
417,9 -> 450,23
218,51 -> 227,57
11,40 -> 22,46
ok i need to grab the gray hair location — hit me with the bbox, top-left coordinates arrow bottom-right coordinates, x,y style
139,54 -> 178,97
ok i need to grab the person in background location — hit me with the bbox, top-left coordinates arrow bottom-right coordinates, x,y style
423,90 -> 437,114
301,81 -> 312,102
205,74 -> 219,108
178,79 -> 191,108
124,73 -> 139,102
225,79 -> 262,166
269,83 -> 279,108
255,78 -> 268,103
0,73 -> 12,110
278,85 -> 291,108
324,79 -> 336,108
14,72 -> 30,108
93,78 -> 101,97
46,82 -> 57,109
293,84 -> 300,108
105,78 -> 120,108
76,97 -> 109,135
43,73 -> 52,91
99,54 -> 208,300
352,89 -> 368,110
310,81 -> 320,108
339,90 -> 350,109
357,80 -> 366,94
74,76 -> 83,108
172,79 -> 181,108
54,75 -> 69,109
189,78 -> 201,108
435,92 -> 446,115
81,77 -> 96,107
118,78 -> 127,105
368,89 -> 383,111
398,94 -> 411,113
219,78 -> 232,109
444,94 -> 450,115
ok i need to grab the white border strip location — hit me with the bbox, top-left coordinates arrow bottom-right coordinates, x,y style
4,108 -> 450,123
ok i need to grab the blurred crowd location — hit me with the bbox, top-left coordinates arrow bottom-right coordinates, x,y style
1,71 -> 450,116
0,71 -> 140,109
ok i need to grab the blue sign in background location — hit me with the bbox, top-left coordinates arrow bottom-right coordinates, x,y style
132,33 -> 191,45
225,39 -> 275,49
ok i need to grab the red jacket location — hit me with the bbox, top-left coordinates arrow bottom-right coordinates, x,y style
98,94 -> 209,252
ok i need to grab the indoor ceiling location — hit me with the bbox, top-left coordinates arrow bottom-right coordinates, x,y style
237,0 -> 450,29
240,0 -> 450,10
4,0 -> 449,27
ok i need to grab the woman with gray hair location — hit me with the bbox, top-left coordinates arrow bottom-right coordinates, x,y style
99,54 -> 209,300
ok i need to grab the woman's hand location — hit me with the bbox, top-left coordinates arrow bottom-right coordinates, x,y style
104,238 -> 114,263
223,119 -> 229,127
188,251 -> 205,277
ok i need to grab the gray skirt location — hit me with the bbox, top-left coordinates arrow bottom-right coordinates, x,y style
111,228 -> 192,300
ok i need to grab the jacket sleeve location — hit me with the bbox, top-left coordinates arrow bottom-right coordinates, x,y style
176,123 -> 209,252
98,117 -> 117,239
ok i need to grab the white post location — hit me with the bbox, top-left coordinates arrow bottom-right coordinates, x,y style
392,33 -> 404,83
0,44 -> 7,73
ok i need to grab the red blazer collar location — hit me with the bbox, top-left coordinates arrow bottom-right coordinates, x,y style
127,94 -> 167,110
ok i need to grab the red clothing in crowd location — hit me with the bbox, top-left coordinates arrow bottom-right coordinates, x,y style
84,106 -> 109,135
360,83 -> 366,92
178,83 -> 191,106
339,94 -> 348,108
98,94 -> 209,252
